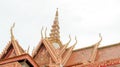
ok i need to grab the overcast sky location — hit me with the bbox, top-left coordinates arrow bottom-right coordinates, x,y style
0,0 -> 120,54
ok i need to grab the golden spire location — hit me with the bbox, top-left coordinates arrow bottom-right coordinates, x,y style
49,8 -> 60,43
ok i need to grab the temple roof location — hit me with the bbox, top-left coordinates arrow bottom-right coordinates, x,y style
65,42 -> 120,66
0,39 -> 25,59
0,23 -> 25,59
32,9 -> 77,66
0,54 -> 39,67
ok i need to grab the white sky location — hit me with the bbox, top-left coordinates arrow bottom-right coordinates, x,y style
0,0 -> 120,54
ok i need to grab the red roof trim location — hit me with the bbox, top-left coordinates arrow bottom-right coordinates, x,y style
0,54 -> 39,67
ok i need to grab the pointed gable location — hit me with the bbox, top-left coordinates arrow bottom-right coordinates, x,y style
32,9 -> 77,67
32,40 -> 51,66
0,40 -> 25,59
0,23 -> 25,59
0,54 -> 39,67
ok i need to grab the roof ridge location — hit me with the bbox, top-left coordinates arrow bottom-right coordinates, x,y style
73,42 -> 120,52
0,40 -> 25,59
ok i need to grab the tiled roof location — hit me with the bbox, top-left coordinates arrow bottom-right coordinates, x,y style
0,54 -> 39,67
65,42 -> 120,66
0,40 -> 25,59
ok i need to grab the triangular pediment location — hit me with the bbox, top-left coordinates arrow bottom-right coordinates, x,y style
32,9 -> 77,66
32,39 -> 52,66
33,39 -> 68,66
32,38 -> 76,66
0,40 -> 25,59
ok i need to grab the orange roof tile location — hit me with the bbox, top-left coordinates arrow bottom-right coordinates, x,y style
0,54 -> 38,67
65,42 -> 120,66
0,40 -> 25,59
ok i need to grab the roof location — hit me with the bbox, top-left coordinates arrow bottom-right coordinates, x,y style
0,54 -> 39,67
65,42 -> 120,66
0,40 -> 25,59
32,39 -> 43,58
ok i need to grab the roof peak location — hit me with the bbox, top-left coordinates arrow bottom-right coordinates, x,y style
10,23 -> 25,55
49,8 -> 61,45
55,8 -> 58,16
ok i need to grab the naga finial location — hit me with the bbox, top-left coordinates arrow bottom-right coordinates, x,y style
99,33 -> 102,43
10,23 -> 15,40
27,45 -> 30,54
73,36 -> 77,47
41,26 -> 44,39
95,33 -> 102,46
66,35 -> 71,45
45,27 -> 47,38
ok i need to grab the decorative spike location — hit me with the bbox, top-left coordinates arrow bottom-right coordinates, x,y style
89,33 -> 102,63
27,45 -> 30,54
98,33 -> 102,44
73,36 -> 77,47
41,27 -> 44,39
66,35 -> 71,45
61,36 -> 77,65
56,8 -> 58,16
54,8 -> 59,22
10,23 -> 23,55
45,27 -> 47,38
10,23 -> 15,40
59,35 -> 71,56
32,47 -> 35,57
49,8 -> 61,45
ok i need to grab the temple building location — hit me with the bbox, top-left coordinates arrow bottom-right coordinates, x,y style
0,9 -> 120,67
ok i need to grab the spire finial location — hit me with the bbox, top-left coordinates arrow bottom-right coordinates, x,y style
56,8 -> 58,16
10,23 -> 15,40
54,8 -> 59,23
49,8 -> 61,44
73,36 -> 77,46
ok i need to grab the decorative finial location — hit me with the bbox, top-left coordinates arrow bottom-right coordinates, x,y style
54,8 -> 59,23
99,33 -> 102,43
56,8 -> 58,16
73,36 -> 77,46
41,27 -> 44,39
45,27 -> 47,38
10,23 -> 15,40
89,33 -> 102,63
95,33 -> 102,46
66,35 -> 71,45
27,45 -> 30,54
49,8 -> 61,44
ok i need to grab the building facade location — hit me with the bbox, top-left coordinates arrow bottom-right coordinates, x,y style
0,9 -> 120,67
